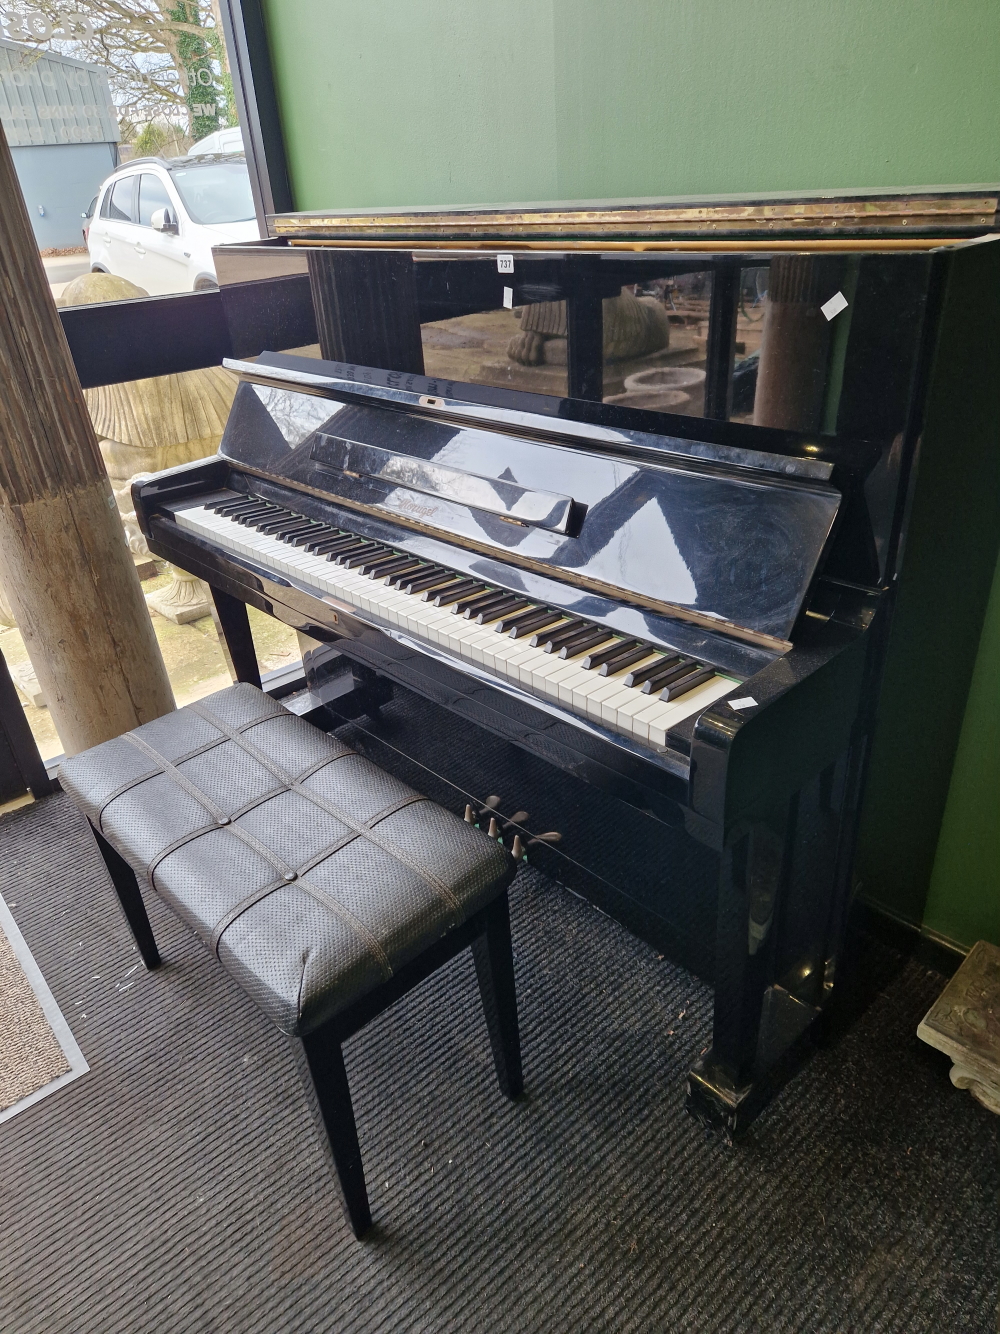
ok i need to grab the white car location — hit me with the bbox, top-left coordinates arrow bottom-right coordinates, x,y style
189,126 -> 244,155
87,154 -> 259,294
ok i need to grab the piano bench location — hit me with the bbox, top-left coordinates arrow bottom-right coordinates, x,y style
58,682 -> 522,1239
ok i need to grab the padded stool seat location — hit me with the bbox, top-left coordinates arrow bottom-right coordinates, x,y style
59,683 -> 522,1237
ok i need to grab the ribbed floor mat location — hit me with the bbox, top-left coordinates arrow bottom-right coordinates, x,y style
0,793 -> 995,1333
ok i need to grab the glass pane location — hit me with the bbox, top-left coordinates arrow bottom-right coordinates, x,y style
421,302 -> 568,398
168,161 -> 255,225
602,272 -> 711,418
731,267 -> 768,423
108,175 -> 134,222
137,173 -> 172,227
0,622 -> 62,763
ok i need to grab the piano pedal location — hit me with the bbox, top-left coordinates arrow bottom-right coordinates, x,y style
526,831 -> 562,849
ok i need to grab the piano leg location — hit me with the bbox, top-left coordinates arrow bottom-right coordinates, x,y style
209,585 -> 262,689
687,794 -> 820,1137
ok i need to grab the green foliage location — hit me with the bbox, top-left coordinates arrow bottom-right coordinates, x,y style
167,1 -> 221,139
132,119 -> 190,159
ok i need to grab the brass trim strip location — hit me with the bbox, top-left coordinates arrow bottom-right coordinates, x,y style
286,236 -> 963,253
273,194 -> 996,233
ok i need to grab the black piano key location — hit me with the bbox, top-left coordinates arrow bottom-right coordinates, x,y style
581,637 -> 640,671
390,565 -> 437,590
462,590 -> 518,619
503,608 -> 564,638
597,644 -> 656,678
234,504 -> 279,525
211,496 -> 260,515
309,534 -> 356,554
327,539 -> 379,562
624,654 -> 682,688
641,657 -> 698,694
660,666 -> 716,701
455,588 -> 505,617
473,595 -> 531,624
356,550 -> 404,575
557,627 -> 616,659
340,544 -> 389,569
456,589 -> 508,618
273,520 -> 319,541
531,618 -> 588,650
371,555 -> 422,580
256,513 -> 302,533
403,569 -> 456,595
293,527 -> 340,549
422,575 -> 476,601
449,586 -> 496,614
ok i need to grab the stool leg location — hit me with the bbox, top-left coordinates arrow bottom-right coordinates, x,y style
295,1029 -> 372,1239
89,823 -> 160,969
472,891 -> 523,1100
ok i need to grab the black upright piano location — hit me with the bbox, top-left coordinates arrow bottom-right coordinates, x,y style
133,193 -> 1000,1134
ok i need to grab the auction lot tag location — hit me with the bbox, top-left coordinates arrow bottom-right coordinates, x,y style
497,253 -> 514,274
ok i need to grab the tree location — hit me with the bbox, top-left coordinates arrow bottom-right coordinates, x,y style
0,2 -> 232,138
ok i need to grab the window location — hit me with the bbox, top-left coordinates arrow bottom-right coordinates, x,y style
107,176 -> 135,223
98,188 -> 112,219
138,174 -> 173,227
168,162 -> 254,224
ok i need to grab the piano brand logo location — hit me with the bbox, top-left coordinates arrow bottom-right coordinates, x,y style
393,495 -> 437,519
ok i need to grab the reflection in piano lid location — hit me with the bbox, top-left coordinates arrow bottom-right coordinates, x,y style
219,355 -> 844,649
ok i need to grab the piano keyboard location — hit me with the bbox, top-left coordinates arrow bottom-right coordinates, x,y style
175,494 -> 737,749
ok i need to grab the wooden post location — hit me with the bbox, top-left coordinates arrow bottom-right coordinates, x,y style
753,256 -> 843,431
0,124 -> 174,755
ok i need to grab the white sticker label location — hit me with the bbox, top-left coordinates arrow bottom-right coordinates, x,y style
821,290 -> 849,321
729,696 -> 758,710
497,253 -> 514,274
502,286 -> 514,309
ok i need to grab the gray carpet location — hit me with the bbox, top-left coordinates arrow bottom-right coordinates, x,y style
0,792 -> 996,1333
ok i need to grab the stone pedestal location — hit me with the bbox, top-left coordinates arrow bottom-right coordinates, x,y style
917,940 -> 1000,1114
8,658 -> 44,708
145,566 -> 214,625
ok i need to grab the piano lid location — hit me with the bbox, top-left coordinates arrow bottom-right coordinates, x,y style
218,358 -> 842,647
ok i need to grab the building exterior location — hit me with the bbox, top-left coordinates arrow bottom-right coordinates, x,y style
0,38 -> 119,249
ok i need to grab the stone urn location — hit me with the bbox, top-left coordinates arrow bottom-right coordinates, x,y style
507,288 -> 671,367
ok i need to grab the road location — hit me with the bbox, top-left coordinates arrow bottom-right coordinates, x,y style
42,253 -> 89,300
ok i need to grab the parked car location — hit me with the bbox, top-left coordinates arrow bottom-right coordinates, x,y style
86,153 -> 258,294
82,195 -> 97,245
189,126 -> 244,155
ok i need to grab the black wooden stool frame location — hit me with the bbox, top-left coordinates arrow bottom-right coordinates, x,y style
88,819 -> 522,1238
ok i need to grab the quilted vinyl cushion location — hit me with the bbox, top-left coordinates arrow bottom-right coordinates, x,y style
59,683 -> 514,1036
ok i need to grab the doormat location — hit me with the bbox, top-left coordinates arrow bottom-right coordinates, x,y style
0,893 -> 87,1122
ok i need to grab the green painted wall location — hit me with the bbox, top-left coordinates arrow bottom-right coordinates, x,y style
261,0 -> 1000,948
262,0 -> 1000,209
924,549 -> 1000,949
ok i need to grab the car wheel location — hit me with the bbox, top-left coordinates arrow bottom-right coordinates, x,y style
194,277 -> 219,291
